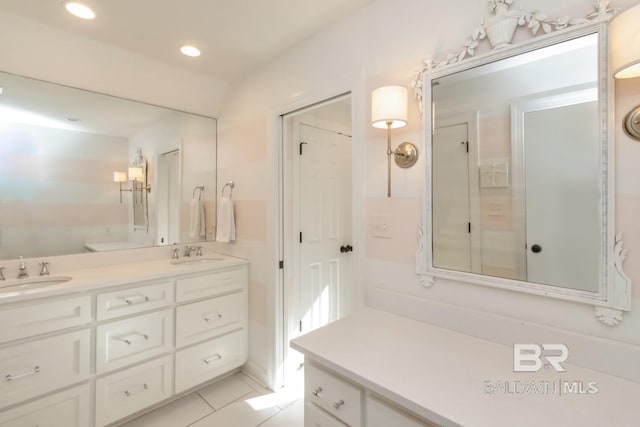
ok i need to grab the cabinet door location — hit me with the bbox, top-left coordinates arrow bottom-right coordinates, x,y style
96,309 -> 173,373
366,394 -> 433,427
0,329 -> 90,409
305,401 -> 348,427
176,267 -> 247,302
97,281 -> 174,321
175,329 -> 246,394
176,291 -> 245,347
305,362 -> 362,426
95,355 -> 173,427
0,296 -> 91,344
0,383 -> 90,427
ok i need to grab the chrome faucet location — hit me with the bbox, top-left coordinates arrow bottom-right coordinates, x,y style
183,245 -> 194,257
195,246 -> 203,256
39,261 -> 50,276
172,248 -> 180,259
17,256 -> 28,279
0,266 -> 5,281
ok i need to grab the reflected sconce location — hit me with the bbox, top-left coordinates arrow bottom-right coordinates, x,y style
113,149 -> 151,203
611,4 -> 640,140
371,85 -> 419,197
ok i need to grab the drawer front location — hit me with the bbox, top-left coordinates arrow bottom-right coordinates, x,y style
176,267 -> 247,302
95,355 -> 173,427
175,330 -> 246,394
366,394 -> 433,427
176,291 -> 245,347
97,281 -> 174,321
306,362 -> 362,427
96,309 -> 173,374
0,296 -> 91,343
0,329 -> 90,409
305,401 -> 348,427
0,383 -> 90,427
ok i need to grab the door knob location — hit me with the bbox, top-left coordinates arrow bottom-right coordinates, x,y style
531,244 -> 542,253
340,245 -> 353,253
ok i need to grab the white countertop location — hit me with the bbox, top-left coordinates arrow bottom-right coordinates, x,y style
291,308 -> 640,427
0,254 -> 248,305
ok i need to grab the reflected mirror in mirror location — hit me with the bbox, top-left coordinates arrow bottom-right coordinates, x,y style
0,71 -> 217,260
431,32 -> 601,293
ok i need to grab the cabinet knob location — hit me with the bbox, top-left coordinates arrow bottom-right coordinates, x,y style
333,399 -> 345,409
312,386 -> 323,396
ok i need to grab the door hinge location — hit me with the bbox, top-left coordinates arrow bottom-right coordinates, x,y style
299,141 -> 307,155
279,260 -> 284,269
468,222 -> 471,233
299,320 -> 303,332
299,232 -> 303,243
466,141 -> 469,153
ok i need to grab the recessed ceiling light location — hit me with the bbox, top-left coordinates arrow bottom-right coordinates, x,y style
63,2 -> 96,20
180,46 -> 201,57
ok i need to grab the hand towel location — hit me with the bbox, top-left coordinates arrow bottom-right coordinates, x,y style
189,199 -> 206,240
216,196 -> 236,243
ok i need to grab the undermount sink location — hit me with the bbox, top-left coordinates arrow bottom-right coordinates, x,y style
0,275 -> 73,290
170,256 -> 225,265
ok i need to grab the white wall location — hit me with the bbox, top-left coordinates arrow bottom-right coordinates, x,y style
215,0 -> 640,386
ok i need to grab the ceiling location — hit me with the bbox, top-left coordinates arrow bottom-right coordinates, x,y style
0,0 -> 372,83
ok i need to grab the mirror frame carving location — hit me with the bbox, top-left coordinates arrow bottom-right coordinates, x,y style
413,2 -> 632,326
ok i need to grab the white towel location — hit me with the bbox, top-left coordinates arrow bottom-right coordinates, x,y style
215,196 -> 236,243
189,199 -> 206,240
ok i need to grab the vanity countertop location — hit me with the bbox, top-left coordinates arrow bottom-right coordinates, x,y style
0,253 -> 248,305
291,308 -> 640,427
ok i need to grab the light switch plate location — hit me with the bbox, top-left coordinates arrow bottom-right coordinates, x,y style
371,215 -> 392,239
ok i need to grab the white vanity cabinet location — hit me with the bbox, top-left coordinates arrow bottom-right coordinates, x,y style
0,258 -> 248,427
304,361 -> 432,427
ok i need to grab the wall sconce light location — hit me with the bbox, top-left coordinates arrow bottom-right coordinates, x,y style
371,85 -> 419,197
113,149 -> 151,203
610,4 -> 640,141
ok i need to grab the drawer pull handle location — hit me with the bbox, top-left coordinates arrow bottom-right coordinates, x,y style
5,366 -> 40,382
121,295 -> 150,305
120,333 -> 149,345
203,312 -> 223,322
312,387 -> 323,396
203,354 -> 223,364
333,399 -> 345,410
124,383 -> 148,397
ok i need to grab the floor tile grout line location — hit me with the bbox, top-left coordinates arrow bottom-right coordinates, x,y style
195,391 -> 216,412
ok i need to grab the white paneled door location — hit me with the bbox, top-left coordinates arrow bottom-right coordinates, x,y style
297,122 -> 352,335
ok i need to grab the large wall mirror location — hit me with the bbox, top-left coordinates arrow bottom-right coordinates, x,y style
417,18 -> 632,325
0,71 -> 217,259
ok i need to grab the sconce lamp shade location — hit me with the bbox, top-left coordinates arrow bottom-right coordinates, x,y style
128,166 -> 144,181
113,171 -> 127,183
371,85 -> 408,129
611,4 -> 640,79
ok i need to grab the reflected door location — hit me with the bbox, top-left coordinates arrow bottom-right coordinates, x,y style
298,123 -> 352,334
524,100 -> 600,291
433,123 -> 471,271
157,149 -> 180,245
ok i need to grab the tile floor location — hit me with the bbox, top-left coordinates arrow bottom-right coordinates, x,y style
119,371 -> 304,427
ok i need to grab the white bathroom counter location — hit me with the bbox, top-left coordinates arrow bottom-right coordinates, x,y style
291,308 -> 640,427
0,254 -> 248,305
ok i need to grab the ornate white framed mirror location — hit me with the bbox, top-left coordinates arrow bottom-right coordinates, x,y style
414,2 -> 632,326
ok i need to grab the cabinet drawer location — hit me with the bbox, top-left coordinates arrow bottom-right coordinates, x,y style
0,329 -> 90,409
367,394 -> 434,427
306,362 -> 362,427
176,267 -> 247,302
97,281 -> 174,321
305,401 -> 348,427
176,291 -> 245,347
0,296 -> 91,343
175,330 -> 246,394
95,355 -> 173,427
96,309 -> 173,374
0,383 -> 90,427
